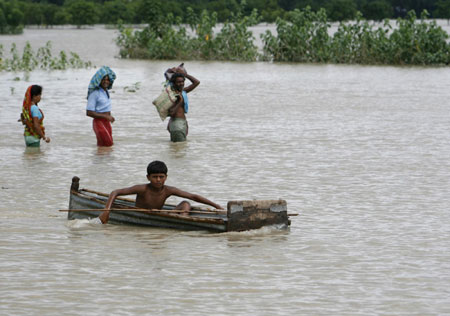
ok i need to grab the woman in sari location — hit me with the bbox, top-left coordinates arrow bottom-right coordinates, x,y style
86,66 -> 117,147
20,85 -> 50,147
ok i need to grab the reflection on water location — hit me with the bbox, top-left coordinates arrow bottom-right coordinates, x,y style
23,146 -> 42,156
96,146 -> 114,155
169,141 -> 188,158
1,27 -> 450,316
223,225 -> 290,246
65,218 -> 101,229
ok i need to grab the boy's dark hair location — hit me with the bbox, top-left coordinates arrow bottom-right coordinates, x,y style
147,160 -> 168,175
30,85 -> 43,97
170,73 -> 185,83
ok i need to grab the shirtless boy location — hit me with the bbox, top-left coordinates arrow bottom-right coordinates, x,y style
98,160 -> 223,224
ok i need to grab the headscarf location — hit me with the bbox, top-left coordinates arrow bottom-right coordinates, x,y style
87,66 -> 116,99
21,85 -> 44,137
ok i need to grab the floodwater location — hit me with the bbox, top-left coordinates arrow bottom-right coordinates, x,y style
1,26 -> 450,316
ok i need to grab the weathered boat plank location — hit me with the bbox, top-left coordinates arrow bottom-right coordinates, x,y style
227,200 -> 290,231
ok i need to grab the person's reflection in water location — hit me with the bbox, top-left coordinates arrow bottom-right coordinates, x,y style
169,141 -> 188,159
23,146 -> 42,157
96,146 -> 113,156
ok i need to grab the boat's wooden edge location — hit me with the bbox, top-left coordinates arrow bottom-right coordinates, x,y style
69,189 -> 225,225
71,176 -> 80,192
78,187 -> 221,213
80,188 -> 135,203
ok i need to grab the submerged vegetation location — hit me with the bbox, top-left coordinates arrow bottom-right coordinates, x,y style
263,8 -> 450,65
116,6 -> 260,61
117,6 -> 450,65
0,41 -> 92,72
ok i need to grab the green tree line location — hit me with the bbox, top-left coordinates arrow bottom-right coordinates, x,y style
2,0 -> 450,34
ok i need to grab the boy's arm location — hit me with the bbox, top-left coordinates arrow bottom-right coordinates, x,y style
169,187 -> 223,209
105,185 -> 145,209
99,185 -> 146,224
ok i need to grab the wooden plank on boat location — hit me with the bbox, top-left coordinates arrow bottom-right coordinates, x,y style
226,199 -> 289,231
60,208 -> 225,215
78,187 -> 216,212
80,188 -> 135,203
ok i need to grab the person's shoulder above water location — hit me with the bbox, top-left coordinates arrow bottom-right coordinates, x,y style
30,104 -> 41,117
86,88 -> 112,112
87,88 -> 107,99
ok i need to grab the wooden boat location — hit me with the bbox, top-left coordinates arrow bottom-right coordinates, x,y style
66,176 -> 291,232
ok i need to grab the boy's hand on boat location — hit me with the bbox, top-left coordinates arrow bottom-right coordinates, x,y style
98,209 -> 111,224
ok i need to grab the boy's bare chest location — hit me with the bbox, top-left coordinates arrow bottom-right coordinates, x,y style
136,187 -> 168,209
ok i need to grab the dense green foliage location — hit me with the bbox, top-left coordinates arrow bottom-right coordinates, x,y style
264,8 -> 450,65
0,0 -> 24,34
116,5 -> 450,65
261,7 -> 331,62
0,41 -> 92,71
116,6 -> 260,61
2,0 -> 450,34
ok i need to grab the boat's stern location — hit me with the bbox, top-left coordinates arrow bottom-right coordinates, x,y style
226,199 -> 290,231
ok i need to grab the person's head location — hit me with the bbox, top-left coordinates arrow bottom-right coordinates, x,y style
100,75 -> 111,90
30,85 -> 43,104
170,73 -> 185,92
146,161 -> 168,188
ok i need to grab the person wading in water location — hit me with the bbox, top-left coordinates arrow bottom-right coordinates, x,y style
166,67 -> 200,142
86,66 -> 116,147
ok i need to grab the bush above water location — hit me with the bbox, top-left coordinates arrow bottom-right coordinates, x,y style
116,5 -> 260,62
116,6 -> 450,66
262,8 -> 450,65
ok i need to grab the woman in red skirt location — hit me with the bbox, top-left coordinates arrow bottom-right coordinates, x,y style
86,66 -> 116,147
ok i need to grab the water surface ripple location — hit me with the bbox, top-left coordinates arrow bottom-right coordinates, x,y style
1,27 -> 449,316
